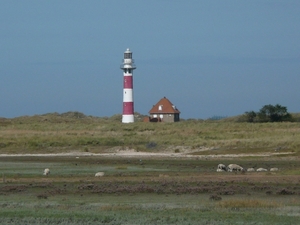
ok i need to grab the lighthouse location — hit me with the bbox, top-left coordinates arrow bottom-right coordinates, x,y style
120,48 -> 136,123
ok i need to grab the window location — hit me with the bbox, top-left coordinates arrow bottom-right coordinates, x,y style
124,53 -> 132,59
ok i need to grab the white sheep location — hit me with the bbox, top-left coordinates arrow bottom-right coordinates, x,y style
95,172 -> 105,177
227,164 -> 244,172
256,168 -> 268,172
270,168 -> 279,172
43,168 -> 50,176
217,164 -> 227,171
247,168 -> 255,172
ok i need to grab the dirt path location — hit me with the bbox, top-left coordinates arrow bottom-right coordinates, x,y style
0,150 -> 294,158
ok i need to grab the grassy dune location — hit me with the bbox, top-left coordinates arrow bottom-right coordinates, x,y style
0,113 -> 300,155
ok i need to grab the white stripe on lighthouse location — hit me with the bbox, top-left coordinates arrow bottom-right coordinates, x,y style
123,89 -> 133,102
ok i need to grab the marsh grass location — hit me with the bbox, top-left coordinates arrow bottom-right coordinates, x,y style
115,166 -> 128,170
0,196 -> 298,225
0,156 -> 300,224
217,199 -> 280,208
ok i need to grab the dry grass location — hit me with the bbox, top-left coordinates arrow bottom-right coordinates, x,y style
0,113 -> 300,155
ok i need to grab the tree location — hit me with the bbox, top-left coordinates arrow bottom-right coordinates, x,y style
244,111 -> 257,122
257,104 -> 292,122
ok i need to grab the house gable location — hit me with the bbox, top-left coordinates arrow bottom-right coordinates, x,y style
148,97 -> 180,122
149,97 -> 180,114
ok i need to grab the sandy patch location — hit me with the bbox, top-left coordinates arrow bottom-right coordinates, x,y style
0,149 -> 294,159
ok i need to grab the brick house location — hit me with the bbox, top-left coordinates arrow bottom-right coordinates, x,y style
146,97 -> 180,122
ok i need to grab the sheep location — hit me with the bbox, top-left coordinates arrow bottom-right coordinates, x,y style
43,168 -> 50,176
270,167 -> 279,172
95,172 -> 105,177
247,168 -> 255,172
217,164 -> 227,171
227,164 -> 244,172
256,168 -> 268,172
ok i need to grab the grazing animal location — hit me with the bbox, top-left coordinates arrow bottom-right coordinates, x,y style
43,168 -> 50,176
227,164 -> 244,172
270,168 -> 279,172
217,164 -> 227,171
95,172 -> 105,177
247,168 -> 255,172
256,168 -> 268,172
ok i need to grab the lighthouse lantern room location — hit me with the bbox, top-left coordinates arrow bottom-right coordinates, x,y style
120,48 -> 136,123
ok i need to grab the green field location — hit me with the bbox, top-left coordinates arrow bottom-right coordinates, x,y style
0,156 -> 300,224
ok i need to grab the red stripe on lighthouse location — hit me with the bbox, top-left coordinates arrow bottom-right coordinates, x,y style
123,102 -> 134,114
123,76 -> 133,89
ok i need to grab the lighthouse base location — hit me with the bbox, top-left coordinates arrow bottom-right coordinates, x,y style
122,115 -> 134,123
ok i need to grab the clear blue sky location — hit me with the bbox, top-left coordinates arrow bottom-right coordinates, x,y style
1,0 -> 299,119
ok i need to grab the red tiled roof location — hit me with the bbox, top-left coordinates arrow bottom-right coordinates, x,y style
149,97 -> 180,114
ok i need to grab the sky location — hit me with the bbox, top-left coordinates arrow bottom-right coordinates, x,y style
1,0 -> 299,119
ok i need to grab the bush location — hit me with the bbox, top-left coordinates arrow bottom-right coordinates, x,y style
146,142 -> 157,149
245,104 -> 293,123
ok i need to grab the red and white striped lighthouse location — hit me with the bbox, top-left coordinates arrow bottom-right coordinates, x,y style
120,48 -> 136,123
